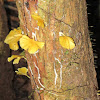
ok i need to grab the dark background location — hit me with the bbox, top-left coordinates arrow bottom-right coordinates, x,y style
86,0 -> 100,88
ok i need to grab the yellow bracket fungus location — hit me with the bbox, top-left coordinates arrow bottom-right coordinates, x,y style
19,35 -> 45,54
4,27 -> 22,50
15,67 -> 30,78
59,32 -> 75,49
8,55 -> 25,64
31,12 -> 44,28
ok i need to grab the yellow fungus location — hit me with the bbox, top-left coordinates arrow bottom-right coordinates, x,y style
4,27 -> 22,50
15,67 -> 30,78
8,55 -> 25,64
31,12 -> 44,28
20,35 -> 45,54
59,32 -> 75,49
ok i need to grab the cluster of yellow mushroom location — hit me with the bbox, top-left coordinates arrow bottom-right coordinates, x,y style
4,13 -> 75,78
4,27 -> 45,54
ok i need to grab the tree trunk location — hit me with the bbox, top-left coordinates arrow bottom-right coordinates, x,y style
16,0 -> 99,100
0,1 -> 15,100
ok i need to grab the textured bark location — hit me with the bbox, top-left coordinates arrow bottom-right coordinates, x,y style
16,0 -> 99,100
0,1 -> 15,100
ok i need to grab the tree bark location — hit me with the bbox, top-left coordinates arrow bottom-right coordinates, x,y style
16,0 -> 99,100
0,1 -> 15,100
